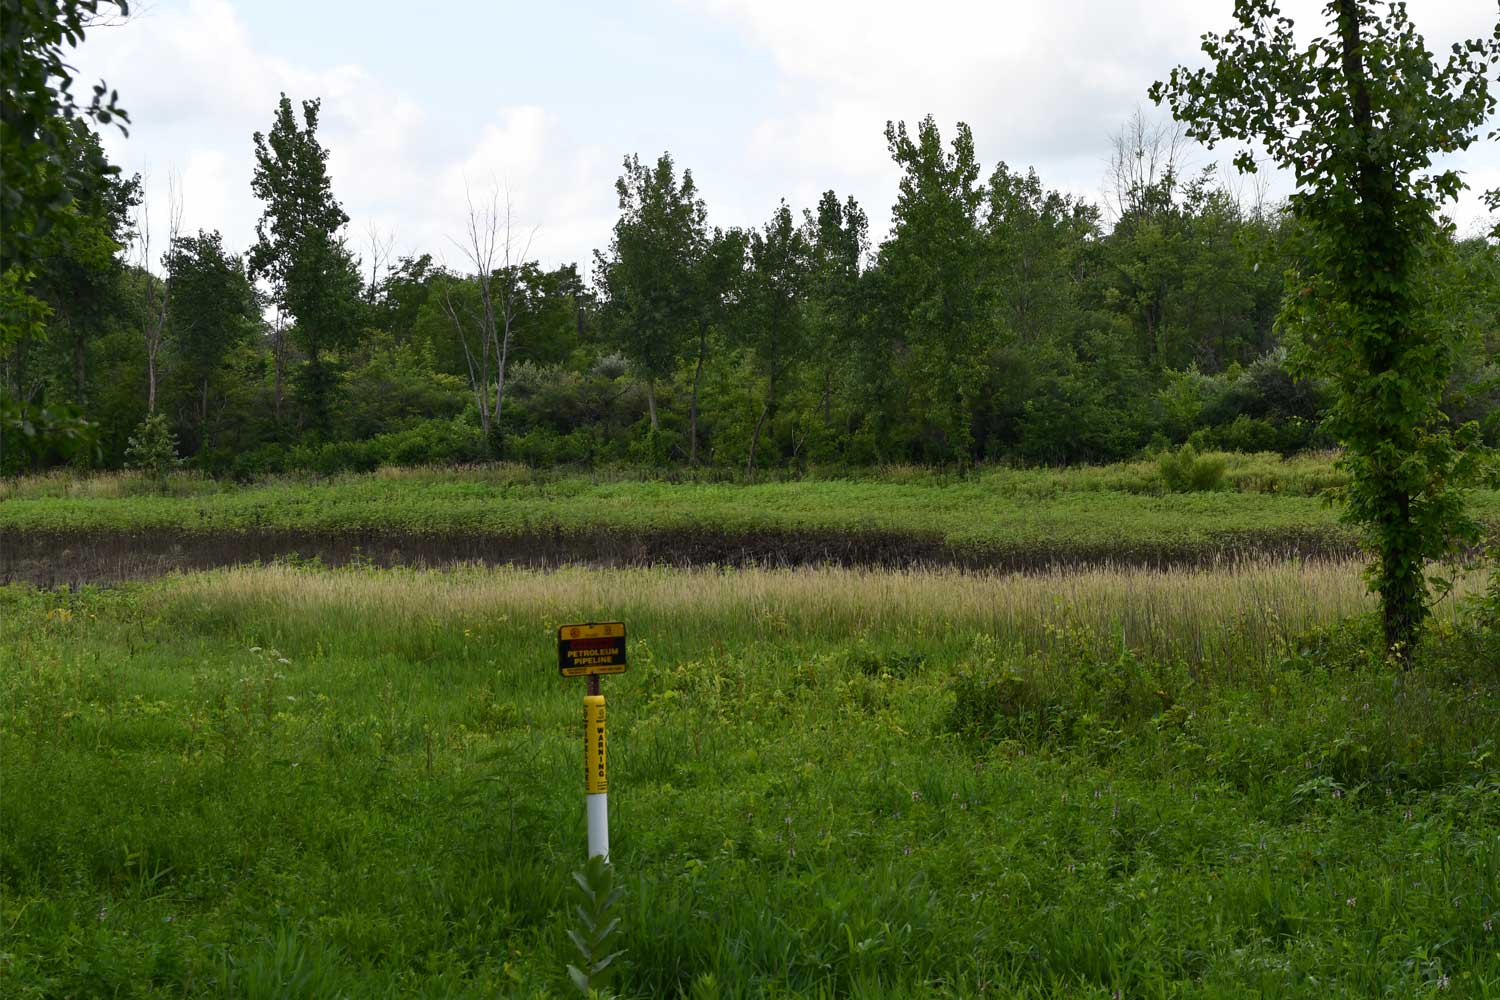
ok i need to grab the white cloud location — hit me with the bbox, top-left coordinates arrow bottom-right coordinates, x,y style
77,0 -> 613,279
699,0 -> 1500,240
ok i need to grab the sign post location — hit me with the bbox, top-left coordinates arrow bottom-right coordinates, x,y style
558,622 -> 626,862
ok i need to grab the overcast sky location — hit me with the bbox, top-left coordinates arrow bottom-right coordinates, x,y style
75,0 -> 1499,278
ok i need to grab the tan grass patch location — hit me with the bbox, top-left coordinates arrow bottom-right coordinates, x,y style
150,558 -> 1481,669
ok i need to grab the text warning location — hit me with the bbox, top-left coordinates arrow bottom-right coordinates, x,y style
558,622 -> 628,677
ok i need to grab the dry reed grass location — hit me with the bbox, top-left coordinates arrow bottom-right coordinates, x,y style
152,558 -> 1483,670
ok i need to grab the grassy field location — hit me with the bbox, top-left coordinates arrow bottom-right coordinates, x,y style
13,454 -> 1500,571
3,560 -> 1498,997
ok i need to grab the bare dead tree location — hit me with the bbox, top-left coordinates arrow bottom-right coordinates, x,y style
132,170 -> 182,414
443,183 -> 536,439
1104,110 -> 1188,224
363,220 -> 395,305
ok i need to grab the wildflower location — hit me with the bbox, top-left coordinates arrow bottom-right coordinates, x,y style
1483,919 -> 1493,933
911,790 -> 922,802
1438,974 -> 1450,991
1404,808 -> 1413,821
1345,897 -> 1356,909
97,905 -> 108,922
903,846 -> 912,856
1331,788 -> 1343,800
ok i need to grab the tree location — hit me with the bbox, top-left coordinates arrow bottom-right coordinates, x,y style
132,171 -> 181,414
441,185 -> 534,442
739,201 -> 809,473
803,192 -> 868,435
249,93 -> 362,433
878,117 -> 988,461
166,229 -> 258,447
594,153 -> 706,435
688,227 -> 745,464
11,122 -> 138,415
0,0 -> 129,278
1152,0 -> 1500,660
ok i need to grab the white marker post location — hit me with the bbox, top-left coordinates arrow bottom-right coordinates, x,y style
583,679 -> 609,861
558,622 -> 627,864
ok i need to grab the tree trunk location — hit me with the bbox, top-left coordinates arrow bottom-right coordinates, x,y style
745,371 -> 776,475
646,379 -> 659,432
73,330 -> 86,410
272,316 -> 287,426
493,312 -> 513,431
688,326 -> 707,463
200,377 -> 210,450
819,365 -> 833,427
746,402 -> 768,475
1336,0 -> 1416,664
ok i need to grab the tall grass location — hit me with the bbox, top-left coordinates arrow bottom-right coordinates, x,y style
159,557 -> 1473,676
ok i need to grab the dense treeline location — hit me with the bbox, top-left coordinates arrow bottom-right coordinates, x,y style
3,98 -> 1496,476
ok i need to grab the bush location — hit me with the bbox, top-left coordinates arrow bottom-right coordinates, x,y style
1157,443 -> 1226,492
946,668 -> 1080,746
221,418 -> 491,478
124,414 -> 182,481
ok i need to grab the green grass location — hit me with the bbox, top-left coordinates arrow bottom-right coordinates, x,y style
3,560 -> 1497,997
11,453 -> 1495,560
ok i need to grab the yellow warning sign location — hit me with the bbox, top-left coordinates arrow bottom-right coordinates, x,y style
558,622 -> 627,677
584,694 -> 607,793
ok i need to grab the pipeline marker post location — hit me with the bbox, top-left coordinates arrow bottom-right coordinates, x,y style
558,622 -> 627,862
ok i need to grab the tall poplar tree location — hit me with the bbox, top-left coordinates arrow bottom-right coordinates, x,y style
249,93 -> 361,433
1153,0 -> 1500,659
740,201 -> 810,473
804,192 -> 868,432
594,153 -> 706,435
167,229 -> 258,446
878,117 -> 988,462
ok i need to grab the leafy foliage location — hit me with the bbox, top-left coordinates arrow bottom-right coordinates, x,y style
0,394 -> 97,474
0,0 -> 129,276
249,94 -> 362,433
1157,442 -> 1227,493
566,855 -> 626,996
1152,0 -> 1500,658
123,412 -> 180,481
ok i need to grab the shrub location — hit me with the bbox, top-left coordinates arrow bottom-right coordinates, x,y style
1,396 -> 98,474
946,668 -> 1079,746
1157,443 -> 1227,492
124,414 -> 182,481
